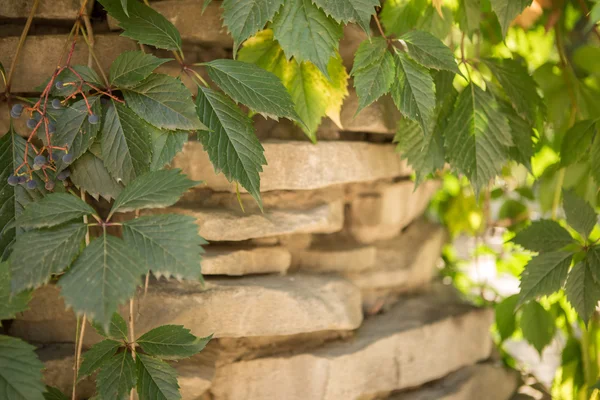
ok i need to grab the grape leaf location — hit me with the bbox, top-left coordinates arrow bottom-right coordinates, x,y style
312,0 -> 379,32
589,246 -> 600,283
92,313 -> 129,340
120,0 -> 128,16
512,220 -> 575,253
10,223 -> 87,293
560,120 -> 596,167
592,133 -> 600,186
59,233 -> 146,328
78,339 -> 122,379
457,0 -> 481,34
122,214 -> 206,281
150,130 -> 188,171
521,301 -> 555,355
495,294 -> 518,341
45,65 -> 103,98
69,151 -> 123,201
399,30 -> 460,74
109,51 -> 171,88
518,251 -> 573,305
43,387 -> 69,400
391,51 -> 436,135
380,0 -> 426,36
122,74 -> 206,131
565,261 -> 600,325
97,351 -> 136,400
499,101 -> 534,171
351,38 -> 395,113
0,261 -> 31,321
196,86 -> 266,207
271,0 -> 343,78
0,335 -> 45,400
15,193 -> 96,229
204,59 -> 300,122
221,0 -> 284,53
136,354 -> 181,400
490,0 -> 533,37
109,169 -> 197,217
98,0 -> 182,51
101,100 -> 154,185
444,83 -> 512,193
137,325 -> 212,360
562,190 -> 597,240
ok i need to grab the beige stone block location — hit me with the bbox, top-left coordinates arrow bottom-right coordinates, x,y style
172,140 -> 411,193
0,0 -> 87,19
11,274 -> 362,346
202,245 -> 291,275
293,245 -> 377,273
0,34 -> 138,94
340,25 -> 369,71
348,180 -> 440,244
210,287 -> 494,400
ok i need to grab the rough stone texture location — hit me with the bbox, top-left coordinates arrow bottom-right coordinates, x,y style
340,25 -> 369,71
0,0 -> 88,19
202,244 -> 291,275
172,140 -> 412,193
10,274 -> 362,346
0,35 -> 138,93
391,363 -> 519,400
348,180 -> 440,244
292,245 -> 377,273
177,358 -> 215,400
147,201 -> 344,241
210,287 -> 494,400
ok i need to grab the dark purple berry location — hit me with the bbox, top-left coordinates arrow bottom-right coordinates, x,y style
52,99 -> 63,109
11,104 -> 23,114
32,163 -> 42,171
62,153 -> 73,164
17,175 -> 27,184
55,81 -> 65,90
88,114 -> 99,125
7,175 -> 18,186
26,118 -> 37,129
26,180 -> 37,190
34,155 -> 46,166
10,110 -> 20,119
100,97 -> 109,106
45,180 -> 55,190
57,169 -> 71,181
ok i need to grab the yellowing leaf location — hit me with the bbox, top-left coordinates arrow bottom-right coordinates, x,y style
432,0 -> 444,18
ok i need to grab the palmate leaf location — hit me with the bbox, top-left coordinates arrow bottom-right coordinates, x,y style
69,151 -> 123,201
109,51 -> 171,88
122,74 -> 206,131
222,0 -> 284,54
490,0 -> 533,37
380,0 -> 426,36
271,0 -> 343,78
196,87 -> 266,207
499,101 -> 534,171
457,0 -> 481,35
97,351 -> 136,400
0,261 -> 31,320
137,325 -> 211,360
562,190 -> 597,240
312,0 -> 379,32
59,233 -> 147,328
10,223 -> 87,293
150,130 -> 188,171
101,100 -> 154,184
565,261 -> 600,325
518,251 -> 573,305
98,0 -> 182,51
136,354 -> 181,400
444,83 -> 512,193
43,387 -> 69,400
399,30 -> 460,74
559,120 -> 596,167
589,246 -> 600,283
512,220 -> 575,253
109,169 -> 197,217
78,339 -> 122,379
41,65 -> 103,98
15,193 -> 96,229
592,133 -> 600,186
204,59 -> 300,122
122,214 -> 206,280
351,38 -> 395,113
92,313 -> 129,340
0,335 -> 45,400
495,294 -> 518,341
520,301 -> 555,355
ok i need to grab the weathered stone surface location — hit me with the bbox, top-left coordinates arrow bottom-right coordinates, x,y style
172,140 -> 411,193
391,363 -> 519,400
148,201 -> 344,241
348,180 -> 440,244
210,287 -> 494,400
11,274 -> 362,346
0,0 -> 88,19
202,244 -> 291,275
292,245 -> 377,273
177,358 -> 215,399
340,25 -> 369,71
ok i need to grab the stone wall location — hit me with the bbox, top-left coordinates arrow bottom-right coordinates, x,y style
1,1 -> 519,399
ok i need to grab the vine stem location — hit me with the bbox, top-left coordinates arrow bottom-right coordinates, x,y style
373,11 -> 387,39
129,298 -> 136,400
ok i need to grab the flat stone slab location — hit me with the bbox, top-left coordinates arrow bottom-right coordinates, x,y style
0,0 -> 87,19
292,245 -> 377,273
210,286 -> 494,400
202,244 -> 291,275
10,274 -> 362,346
172,140 -> 411,193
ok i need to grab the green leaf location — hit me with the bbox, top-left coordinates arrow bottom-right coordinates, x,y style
592,133 -> 600,185
271,0 -> 343,78
109,51 -> 171,88
120,0 -> 128,16
10,223 -> 87,293
92,313 -> 129,341
495,294 -> 518,341
0,261 -> 31,321
499,101 -> 534,171
444,84 -> 512,193
562,190 -> 597,240
101,101 -> 154,185
109,169 -> 197,216
588,246 -> 600,283
122,74 -> 205,131
15,193 -> 96,229
122,215 -> 206,281
98,0 -> 182,51
565,261 -> 600,325
59,234 -> 146,328
457,0 -> 482,35
196,87 -> 266,207
42,65 -> 103,98
78,339 -> 122,379
0,334 -> 45,400
559,120 -> 596,167
521,301 -> 555,355
204,59 -> 300,122
380,0 -> 426,37
512,220 -> 575,253
97,351 -> 136,400
137,325 -> 211,360
518,251 -> 573,305
399,30 -> 459,74
312,0 -> 378,32
43,387 -> 69,400
490,0 -> 533,37
150,130 -> 188,171
222,0 -> 284,53
391,51 -> 436,136
69,151 -> 123,201
136,354 -> 180,400
52,97 -> 102,167
351,38 -> 395,113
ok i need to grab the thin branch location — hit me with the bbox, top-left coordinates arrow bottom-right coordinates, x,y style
79,22 -> 111,90
373,11 -> 387,39
71,315 -> 87,400
129,298 -> 136,400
